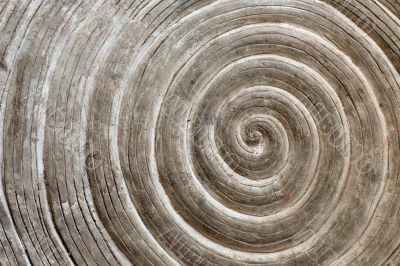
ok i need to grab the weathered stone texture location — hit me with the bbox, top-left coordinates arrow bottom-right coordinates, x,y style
1,0 -> 400,265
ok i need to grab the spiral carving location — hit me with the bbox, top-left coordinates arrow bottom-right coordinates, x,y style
1,0 -> 400,265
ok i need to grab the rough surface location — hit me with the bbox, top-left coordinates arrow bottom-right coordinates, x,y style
1,0 -> 400,265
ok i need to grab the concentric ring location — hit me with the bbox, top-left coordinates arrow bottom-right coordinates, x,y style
1,0 -> 400,265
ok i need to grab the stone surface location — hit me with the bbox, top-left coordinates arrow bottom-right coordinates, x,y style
1,0 -> 400,265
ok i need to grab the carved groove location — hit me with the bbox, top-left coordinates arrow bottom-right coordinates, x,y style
1,0 -> 400,265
